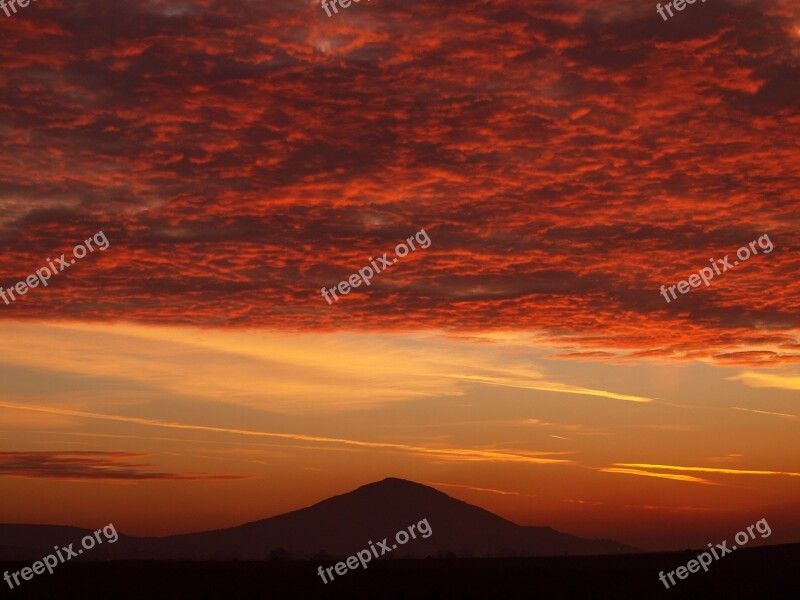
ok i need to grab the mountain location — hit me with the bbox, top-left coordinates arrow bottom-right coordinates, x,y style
0,478 -> 636,561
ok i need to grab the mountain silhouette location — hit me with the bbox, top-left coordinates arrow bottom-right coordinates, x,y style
0,478 -> 636,560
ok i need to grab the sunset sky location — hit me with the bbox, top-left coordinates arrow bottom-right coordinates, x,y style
0,0 -> 798,552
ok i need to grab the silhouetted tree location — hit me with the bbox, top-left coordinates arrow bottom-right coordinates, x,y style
311,550 -> 332,562
267,547 -> 291,561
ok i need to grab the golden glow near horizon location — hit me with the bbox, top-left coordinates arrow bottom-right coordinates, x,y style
1,320 -> 799,550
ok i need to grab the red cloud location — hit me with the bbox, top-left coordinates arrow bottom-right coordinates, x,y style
0,0 -> 797,365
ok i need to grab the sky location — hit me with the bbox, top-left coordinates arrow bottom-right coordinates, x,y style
0,0 -> 798,552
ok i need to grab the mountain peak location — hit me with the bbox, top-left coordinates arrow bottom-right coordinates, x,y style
347,477 -> 452,503
367,477 -> 434,490
0,478 -> 638,560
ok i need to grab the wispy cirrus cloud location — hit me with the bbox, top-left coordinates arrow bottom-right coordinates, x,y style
451,374 -> 655,403
599,467 -> 718,485
0,401 -> 573,466
732,406 -> 800,420
613,462 -> 800,478
426,481 -> 537,498
729,371 -> 800,391
0,322 -> 657,411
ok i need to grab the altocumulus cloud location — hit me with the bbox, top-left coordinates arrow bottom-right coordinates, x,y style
0,0 -> 796,364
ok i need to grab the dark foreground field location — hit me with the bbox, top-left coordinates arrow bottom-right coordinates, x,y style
4,543 -> 799,600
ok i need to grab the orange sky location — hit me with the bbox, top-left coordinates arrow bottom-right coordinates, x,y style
0,0 -> 798,552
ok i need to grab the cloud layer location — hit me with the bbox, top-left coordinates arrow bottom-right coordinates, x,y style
0,451 -> 242,480
0,0 -> 797,365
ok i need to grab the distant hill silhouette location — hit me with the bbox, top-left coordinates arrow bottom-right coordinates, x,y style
0,478 -> 636,561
